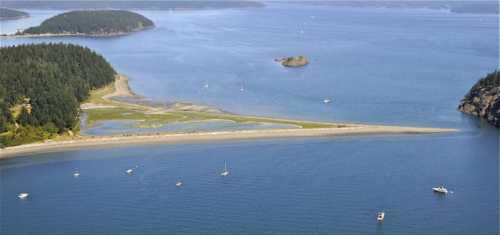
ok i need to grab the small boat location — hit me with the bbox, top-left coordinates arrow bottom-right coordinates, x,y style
377,212 -> 385,222
204,84 -> 209,89
432,185 -> 448,194
18,193 -> 29,200
73,172 -> 80,177
176,181 -> 183,187
220,161 -> 230,177
126,169 -> 134,175
323,99 -> 332,104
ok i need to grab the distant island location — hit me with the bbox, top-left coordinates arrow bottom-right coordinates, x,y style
0,8 -> 29,20
0,1 -> 264,11
16,10 -> 154,37
292,1 -> 499,15
459,70 -> 500,127
275,56 -> 309,67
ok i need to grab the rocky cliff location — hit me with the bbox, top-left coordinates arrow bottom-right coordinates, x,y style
458,70 -> 500,127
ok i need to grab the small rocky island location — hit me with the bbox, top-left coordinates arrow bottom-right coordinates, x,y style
275,56 -> 309,67
17,10 -> 154,36
458,70 -> 500,127
0,8 -> 29,21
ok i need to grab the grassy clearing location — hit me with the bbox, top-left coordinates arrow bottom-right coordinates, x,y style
82,76 -> 341,130
85,108 -> 338,129
179,111 -> 338,128
86,82 -> 115,105
85,108 -> 185,126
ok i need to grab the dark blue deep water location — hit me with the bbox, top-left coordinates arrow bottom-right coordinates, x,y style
1,3 -> 498,234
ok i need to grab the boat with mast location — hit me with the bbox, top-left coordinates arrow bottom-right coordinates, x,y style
220,161 -> 230,176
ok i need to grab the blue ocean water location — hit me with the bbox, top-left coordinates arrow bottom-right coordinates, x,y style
0,3 -> 498,234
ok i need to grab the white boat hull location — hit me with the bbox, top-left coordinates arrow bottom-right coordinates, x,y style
377,212 -> 385,222
432,187 -> 448,194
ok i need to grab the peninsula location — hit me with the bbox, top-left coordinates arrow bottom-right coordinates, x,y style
13,10 -> 154,37
0,8 -> 29,21
0,43 -> 456,157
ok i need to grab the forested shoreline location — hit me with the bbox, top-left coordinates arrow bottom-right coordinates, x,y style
0,8 -> 29,20
20,10 -> 154,36
0,43 -> 116,147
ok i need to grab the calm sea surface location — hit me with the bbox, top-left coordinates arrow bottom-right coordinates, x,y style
1,3 -> 498,234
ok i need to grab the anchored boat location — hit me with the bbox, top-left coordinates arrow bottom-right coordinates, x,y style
377,212 -> 385,222
220,161 -> 230,177
432,185 -> 448,194
18,193 -> 29,200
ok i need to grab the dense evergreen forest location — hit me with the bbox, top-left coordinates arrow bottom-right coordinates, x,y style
0,43 -> 116,147
21,10 -> 154,36
0,8 -> 29,20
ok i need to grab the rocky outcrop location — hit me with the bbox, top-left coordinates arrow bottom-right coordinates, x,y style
458,70 -> 500,127
275,56 -> 309,67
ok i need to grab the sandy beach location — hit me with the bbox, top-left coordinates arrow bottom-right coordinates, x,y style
0,125 -> 455,159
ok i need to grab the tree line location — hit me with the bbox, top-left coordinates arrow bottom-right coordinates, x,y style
22,10 -> 154,35
0,8 -> 29,20
0,43 -> 116,147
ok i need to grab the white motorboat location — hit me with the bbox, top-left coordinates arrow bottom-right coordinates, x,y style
432,186 -> 448,194
73,171 -> 80,177
126,169 -> 134,175
18,193 -> 29,200
377,212 -> 385,222
176,181 -> 183,187
323,99 -> 332,104
220,161 -> 230,177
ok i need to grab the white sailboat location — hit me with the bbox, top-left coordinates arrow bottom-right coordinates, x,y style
220,161 -> 230,176
377,212 -> 385,222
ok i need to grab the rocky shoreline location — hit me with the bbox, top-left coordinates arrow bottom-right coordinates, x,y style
458,71 -> 500,127
275,56 -> 309,67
